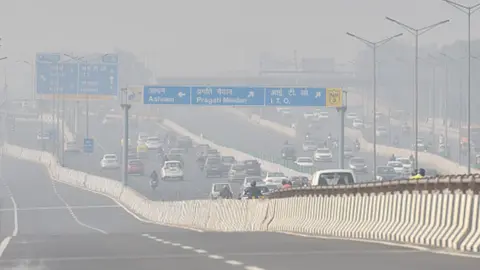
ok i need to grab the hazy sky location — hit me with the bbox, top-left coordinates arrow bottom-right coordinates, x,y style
2,0 -> 480,82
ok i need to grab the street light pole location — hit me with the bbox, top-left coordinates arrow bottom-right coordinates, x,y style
386,17 -> 450,171
346,31 -> 403,181
442,0 -> 480,174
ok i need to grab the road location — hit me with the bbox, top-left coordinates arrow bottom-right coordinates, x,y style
8,115 -> 246,201
1,157 -> 478,269
159,106 -> 390,182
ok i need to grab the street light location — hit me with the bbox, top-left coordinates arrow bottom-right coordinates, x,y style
386,17 -> 450,171
347,32 -> 403,181
442,0 -> 480,173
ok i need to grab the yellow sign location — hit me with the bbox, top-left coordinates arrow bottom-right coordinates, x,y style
126,85 -> 144,103
326,88 -> 343,107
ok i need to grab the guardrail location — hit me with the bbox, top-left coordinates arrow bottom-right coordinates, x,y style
3,142 -> 480,252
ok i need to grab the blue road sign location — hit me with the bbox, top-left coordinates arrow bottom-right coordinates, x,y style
143,86 -> 191,105
142,85 -> 340,107
35,53 -> 119,99
265,87 -> 326,106
83,138 -> 94,153
191,86 -> 265,106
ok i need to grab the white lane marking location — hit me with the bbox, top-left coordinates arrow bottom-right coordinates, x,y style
0,180 -> 19,258
50,180 -> 107,234
142,234 -> 266,269
0,204 -> 120,212
225,260 -> 243,265
47,160 -> 204,233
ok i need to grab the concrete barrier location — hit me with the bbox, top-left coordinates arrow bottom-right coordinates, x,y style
2,142 -> 480,252
222,108 -> 478,174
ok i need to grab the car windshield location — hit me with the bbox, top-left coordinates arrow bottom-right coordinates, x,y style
351,158 -> 365,165
269,172 -> 285,177
388,162 -> 403,168
316,149 -> 331,154
213,184 -> 230,192
167,154 -> 182,161
169,149 -> 183,155
318,172 -> 355,185
304,141 -> 316,145
206,158 -> 221,165
147,138 -> 161,143
139,135 -> 148,140
104,155 -> 117,160
232,165 -> 245,171
244,160 -> 259,166
165,162 -> 181,169
297,158 -> 312,163
377,167 -> 395,174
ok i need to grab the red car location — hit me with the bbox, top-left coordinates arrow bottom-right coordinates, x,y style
127,159 -> 144,175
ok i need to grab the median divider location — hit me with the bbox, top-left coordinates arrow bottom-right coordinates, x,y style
3,142 -> 480,252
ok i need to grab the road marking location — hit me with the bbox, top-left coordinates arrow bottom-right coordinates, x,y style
0,179 -> 18,258
0,204 -> 120,212
50,179 -> 107,234
141,233 -> 267,269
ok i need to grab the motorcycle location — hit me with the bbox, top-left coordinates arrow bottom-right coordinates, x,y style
354,143 -> 360,152
150,179 -> 158,190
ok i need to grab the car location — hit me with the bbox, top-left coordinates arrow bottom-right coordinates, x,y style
136,144 -> 149,159
127,151 -> 137,160
346,112 -> 358,120
205,149 -> 220,157
64,141 -> 80,152
145,137 -> 162,150
349,157 -> 367,173
302,140 -> 318,151
137,133 -> 149,145
313,148 -> 333,162
317,111 -> 329,119
161,160 -> 184,181
204,156 -> 223,178
36,131 -> 50,141
396,158 -> 413,174
344,147 -> 354,158
375,112 -> 384,120
281,145 -> 296,160
311,169 -> 357,186
242,160 -> 262,176
290,176 -> 310,187
375,126 -> 388,137
376,166 -> 399,181
210,183 -> 233,199
100,154 -> 120,169
221,156 -> 236,175
177,136 -> 193,150
352,118 -> 364,129
127,159 -> 145,175
169,148 -> 185,156
387,161 -> 405,175
412,138 -> 426,151
294,157 -> 314,168
264,172 -> 288,186
228,163 -> 248,182
165,154 -> 184,166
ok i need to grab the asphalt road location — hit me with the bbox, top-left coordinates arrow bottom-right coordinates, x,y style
159,106 -> 390,182
8,116 -> 246,201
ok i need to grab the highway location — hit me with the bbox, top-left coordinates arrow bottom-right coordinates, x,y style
159,106 -> 390,182
1,157 -> 478,269
8,115 -> 245,201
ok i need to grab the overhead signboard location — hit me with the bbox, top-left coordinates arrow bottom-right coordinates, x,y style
35,52 -> 119,100
143,85 -> 342,107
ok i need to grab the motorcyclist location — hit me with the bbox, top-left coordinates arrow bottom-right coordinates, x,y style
323,140 -> 328,148
390,154 -> 396,161
328,132 -> 332,141
150,170 -> 159,187
409,154 -> 414,162
354,139 -> 360,151
410,168 -> 425,179
219,186 -> 233,199
244,181 -> 262,199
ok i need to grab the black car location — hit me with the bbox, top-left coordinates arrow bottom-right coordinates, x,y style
281,145 -> 296,160
376,166 -> 399,181
243,160 -> 262,176
204,157 -> 223,178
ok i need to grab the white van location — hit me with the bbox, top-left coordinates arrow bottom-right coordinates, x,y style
311,169 -> 356,186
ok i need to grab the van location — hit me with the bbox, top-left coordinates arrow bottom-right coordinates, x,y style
311,169 -> 356,186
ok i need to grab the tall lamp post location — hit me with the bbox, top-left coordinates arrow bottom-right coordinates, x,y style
386,17 -> 450,171
442,0 -> 480,173
346,32 -> 403,181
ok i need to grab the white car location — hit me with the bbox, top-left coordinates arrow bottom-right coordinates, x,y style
264,172 -> 288,185
161,160 -> 184,181
313,148 -> 333,162
352,118 -> 364,129
145,136 -> 162,150
375,126 -> 388,137
100,154 -> 120,169
387,161 -> 405,175
294,157 -> 314,168
396,158 -> 412,174
346,112 -> 357,120
317,111 -> 329,119
210,183 -> 232,199
302,140 -> 318,151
